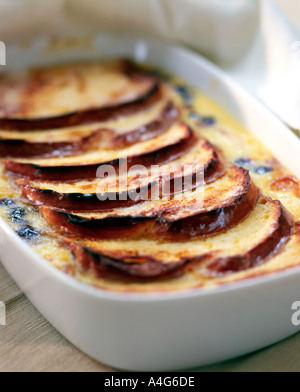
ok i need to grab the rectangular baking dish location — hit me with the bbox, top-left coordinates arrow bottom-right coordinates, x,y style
1,33 -> 300,371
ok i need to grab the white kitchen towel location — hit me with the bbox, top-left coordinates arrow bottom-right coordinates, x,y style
258,0 -> 300,131
66,0 -> 260,66
0,0 -> 67,41
226,0 -> 300,131
0,0 -> 299,129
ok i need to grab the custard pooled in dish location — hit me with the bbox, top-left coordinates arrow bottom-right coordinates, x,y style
0,59 -> 300,293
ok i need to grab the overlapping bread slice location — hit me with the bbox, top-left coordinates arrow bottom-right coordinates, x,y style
0,60 -> 160,130
0,76 -> 181,158
9,122 -> 191,167
32,156 -> 293,281
6,121 -> 192,181
0,99 -> 178,158
17,123 -> 264,245
39,166 -> 258,240
61,197 -> 293,278
18,134 -> 225,211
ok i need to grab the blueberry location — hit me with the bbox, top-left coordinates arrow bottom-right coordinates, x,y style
235,158 -> 253,167
16,225 -> 39,241
202,116 -> 216,126
175,86 -> 189,95
175,86 -> 193,105
10,207 -> 27,223
252,166 -> 273,175
189,112 -> 201,121
0,198 -> 15,207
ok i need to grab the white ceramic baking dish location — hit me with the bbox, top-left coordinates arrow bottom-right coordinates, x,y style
1,34 -> 300,372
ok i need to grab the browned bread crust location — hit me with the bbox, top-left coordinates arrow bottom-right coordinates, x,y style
18,135 -> 226,211
41,176 -> 259,240
0,101 -> 178,158
0,60 -> 159,129
61,198 -> 293,279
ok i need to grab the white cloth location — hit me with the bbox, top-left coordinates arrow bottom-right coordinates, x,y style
226,0 -> 300,130
66,0 -> 260,66
0,0 -> 299,129
0,0 -> 66,40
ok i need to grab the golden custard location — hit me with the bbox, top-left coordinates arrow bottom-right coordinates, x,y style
0,62 -> 299,293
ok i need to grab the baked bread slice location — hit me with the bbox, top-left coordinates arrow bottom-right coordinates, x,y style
40,168 -> 259,239
0,101 -> 178,158
9,120 -> 191,166
5,131 -> 194,182
0,60 -> 159,129
37,162 -> 257,223
61,197 -> 293,278
6,122 -> 194,180
18,135 -> 225,211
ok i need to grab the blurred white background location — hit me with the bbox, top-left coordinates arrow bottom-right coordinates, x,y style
0,0 -> 298,128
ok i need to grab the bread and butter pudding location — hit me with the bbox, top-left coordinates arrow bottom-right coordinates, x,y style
0,59 -> 299,293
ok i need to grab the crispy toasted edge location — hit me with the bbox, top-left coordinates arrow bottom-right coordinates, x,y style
0,130 -> 103,159
38,166 -> 254,226
39,174 -> 259,241
16,138 -> 225,212
0,101 -> 179,159
57,198 -> 293,279
4,123 -> 202,182
202,198 -> 294,276
0,62 -> 160,130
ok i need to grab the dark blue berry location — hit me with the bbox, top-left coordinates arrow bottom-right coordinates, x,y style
202,116 -> 216,126
189,112 -> 201,121
175,86 -> 189,95
10,207 -> 27,223
235,158 -> 253,167
175,86 -> 193,105
252,166 -> 273,175
16,225 -> 39,241
0,198 -> 15,207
